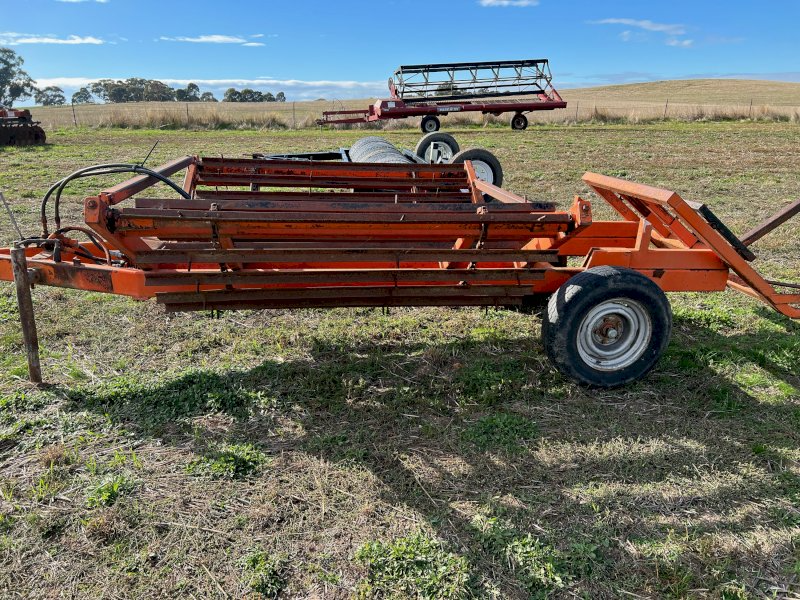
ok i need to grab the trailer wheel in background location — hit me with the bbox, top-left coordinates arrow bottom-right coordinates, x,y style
414,132 -> 460,163
511,113 -> 528,130
542,266 -> 672,388
420,116 -> 441,133
450,148 -> 504,188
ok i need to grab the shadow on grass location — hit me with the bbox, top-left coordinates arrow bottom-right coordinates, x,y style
59,312 -> 800,596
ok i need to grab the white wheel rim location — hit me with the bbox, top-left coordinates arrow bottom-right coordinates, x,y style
424,142 -> 454,163
471,160 -> 494,184
576,298 -> 652,372
424,120 -> 437,132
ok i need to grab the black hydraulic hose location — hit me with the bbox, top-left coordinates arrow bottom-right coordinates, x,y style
53,165 -> 192,232
40,163 -> 192,237
41,163 -> 135,236
53,226 -> 113,265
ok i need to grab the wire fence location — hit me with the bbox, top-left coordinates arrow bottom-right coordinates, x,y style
30,98 -> 800,131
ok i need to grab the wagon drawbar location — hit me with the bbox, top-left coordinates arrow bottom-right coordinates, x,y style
1,154 -> 798,387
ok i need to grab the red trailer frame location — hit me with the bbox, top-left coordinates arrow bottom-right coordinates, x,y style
317,59 -> 568,131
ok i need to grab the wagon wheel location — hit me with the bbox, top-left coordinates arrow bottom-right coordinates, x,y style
511,113 -> 528,131
542,266 -> 672,387
420,115 -> 440,133
414,132 -> 460,163
449,148 -> 503,188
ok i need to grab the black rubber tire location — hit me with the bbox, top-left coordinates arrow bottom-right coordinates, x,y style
32,126 -> 46,145
541,266 -> 672,388
511,113 -> 528,130
414,132 -> 460,163
449,148 -> 504,187
420,115 -> 440,133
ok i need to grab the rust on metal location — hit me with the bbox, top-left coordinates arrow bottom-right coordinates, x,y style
740,198 -> 800,247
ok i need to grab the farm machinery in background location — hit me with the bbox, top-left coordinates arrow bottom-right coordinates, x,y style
0,106 -> 46,146
318,59 -> 568,132
1,133 -> 798,388
256,132 -> 505,187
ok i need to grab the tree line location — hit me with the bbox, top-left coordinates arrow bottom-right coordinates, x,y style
1,47 -> 287,107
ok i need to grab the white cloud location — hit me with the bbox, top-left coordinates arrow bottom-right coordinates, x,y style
158,34 -> 269,47
591,18 -> 686,36
590,18 -> 695,47
479,0 -> 538,6
159,35 -> 248,44
0,32 -> 104,45
666,38 -> 693,48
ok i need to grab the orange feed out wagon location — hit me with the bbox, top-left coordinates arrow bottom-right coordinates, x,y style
1,154 -> 797,387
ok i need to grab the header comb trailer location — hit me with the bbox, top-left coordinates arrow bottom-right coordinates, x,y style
317,59 -> 568,132
1,148 -> 798,387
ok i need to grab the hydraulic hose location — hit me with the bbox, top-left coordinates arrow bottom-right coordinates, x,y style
40,163 -> 192,237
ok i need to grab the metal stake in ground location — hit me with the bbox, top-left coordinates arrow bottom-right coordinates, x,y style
10,246 -> 42,383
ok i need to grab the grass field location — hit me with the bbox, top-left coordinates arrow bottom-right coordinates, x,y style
0,122 -> 799,598
28,79 -> 800,131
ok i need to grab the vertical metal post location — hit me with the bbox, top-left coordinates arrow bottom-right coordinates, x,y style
71,102 -> 78,128
9,247 -> 42,384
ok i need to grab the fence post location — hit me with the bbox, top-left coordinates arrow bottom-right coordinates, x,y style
185,103 -> 190,126
575,101 -> 579,122
71,101 -> 78,128
10,247 -> 42,384
664,99 -> 669,120
748,99 -> 753,119
292,102 -> 296,129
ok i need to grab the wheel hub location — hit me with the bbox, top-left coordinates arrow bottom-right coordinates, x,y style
592,315 -> 624,345
576,299 -> 652,372
425,142 -> 454,163
471,160 -> 494,184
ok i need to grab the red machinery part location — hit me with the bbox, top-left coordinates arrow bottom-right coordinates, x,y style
0,107 -> 47,145
317,59 -> 568,131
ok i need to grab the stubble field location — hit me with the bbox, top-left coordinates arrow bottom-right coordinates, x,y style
0,122 -> 799,598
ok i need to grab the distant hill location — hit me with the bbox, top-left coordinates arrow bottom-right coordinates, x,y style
561,79 -> 800,107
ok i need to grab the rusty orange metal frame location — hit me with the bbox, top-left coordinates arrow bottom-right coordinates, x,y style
0,156 -> 797,319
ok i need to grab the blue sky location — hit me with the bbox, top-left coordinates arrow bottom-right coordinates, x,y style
3,0 -> 799,103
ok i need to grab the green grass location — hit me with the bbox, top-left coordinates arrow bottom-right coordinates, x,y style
186,442 -> 269,479
355,532 -> 472,599
86,473 -> 136,508
462,412 -> 538,452
0,123 -> 798,597
244,550 -> 288,598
